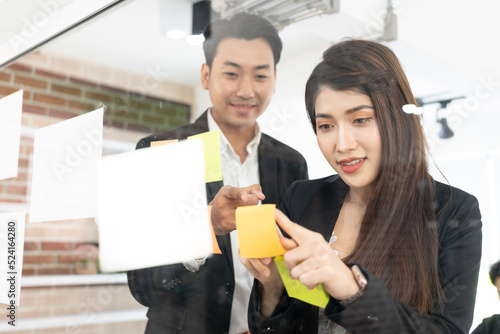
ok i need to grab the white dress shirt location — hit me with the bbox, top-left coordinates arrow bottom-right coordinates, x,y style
208,110 -> 261,334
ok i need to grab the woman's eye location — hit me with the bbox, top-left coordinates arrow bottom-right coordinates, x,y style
354,117 -> 373,125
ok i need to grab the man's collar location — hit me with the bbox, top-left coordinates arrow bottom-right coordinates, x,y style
207,108 -> 262,156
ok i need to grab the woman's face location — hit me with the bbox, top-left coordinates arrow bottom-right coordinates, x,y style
315,88 -> 382,193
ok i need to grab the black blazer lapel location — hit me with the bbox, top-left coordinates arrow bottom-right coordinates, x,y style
298,176 -> 347,241
258,137 -> 279,205
189,110 -> 210,135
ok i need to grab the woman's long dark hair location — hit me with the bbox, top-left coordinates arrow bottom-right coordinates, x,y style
305,40 -> 441,313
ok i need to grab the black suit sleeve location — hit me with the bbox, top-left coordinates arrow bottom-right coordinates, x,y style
249,182 -> 482,334
471,315 -> 500,334
471,322 -> 486,334
323,191 -> 482,334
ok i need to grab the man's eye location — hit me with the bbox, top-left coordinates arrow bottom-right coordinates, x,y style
224,72 -> 237,78
317,124 -> 333,131
256,75 -> 268,80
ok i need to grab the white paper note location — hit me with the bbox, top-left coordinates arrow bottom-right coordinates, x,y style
29,108 -> 103,223
0,90 -> 23,181
0,211 -> 26,307
97,139 -> 213,272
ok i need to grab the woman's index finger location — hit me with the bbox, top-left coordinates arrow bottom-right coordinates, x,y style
274,209 -> 309,245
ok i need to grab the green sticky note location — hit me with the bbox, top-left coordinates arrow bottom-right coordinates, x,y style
274,255 -> 330,308
188,130 -> 223,183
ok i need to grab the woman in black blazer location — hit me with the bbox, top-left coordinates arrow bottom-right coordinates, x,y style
241,40 -> 482,334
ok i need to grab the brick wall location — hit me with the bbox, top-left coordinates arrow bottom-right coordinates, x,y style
1,62 -> 190,133
22,240 -> 100,276
0,58 -> 192,277
13,284 -> 146,333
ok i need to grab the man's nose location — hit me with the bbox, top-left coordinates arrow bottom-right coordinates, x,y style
236,75 -> 255,99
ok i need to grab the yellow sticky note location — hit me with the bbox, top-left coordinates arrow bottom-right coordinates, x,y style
207,206 -> 222,254
151,139 -> 179,147
274,255 -> 330,308
188,130 -> 222,183
235,204 -> 285,258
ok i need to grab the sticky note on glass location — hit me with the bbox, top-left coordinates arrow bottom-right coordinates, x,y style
188,130 -> 222,183
236,204 -> 285,258
29,108 -> 103,223
0,211 -> 26,306
151,139 -> 178,147
207,206 -> 222,254
0,90 -> 23,181
275,255 -> 330,308
97,139 -> 213,272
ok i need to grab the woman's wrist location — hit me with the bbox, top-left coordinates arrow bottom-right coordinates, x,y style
337,265 -> 368,306
325,263 -> 360,300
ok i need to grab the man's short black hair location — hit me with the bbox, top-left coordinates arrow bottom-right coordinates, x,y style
203,12 -> 282,68
490,260 -> 500,286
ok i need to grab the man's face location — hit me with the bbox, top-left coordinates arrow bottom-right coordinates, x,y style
201,38 -> 276,132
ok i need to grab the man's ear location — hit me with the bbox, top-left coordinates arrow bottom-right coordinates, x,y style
201,63 -> 210,90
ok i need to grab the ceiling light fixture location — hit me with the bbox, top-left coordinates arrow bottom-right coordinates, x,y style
211,0 -> 339,30
438,118 -> 454,139
186,34 -> 205,45
161,0 -> 192,40
436,100 -> 455,139
417,96 -> 465,140
380,0 -> 397,41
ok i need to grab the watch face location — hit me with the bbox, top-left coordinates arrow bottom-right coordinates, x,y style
352,265 -> 368,289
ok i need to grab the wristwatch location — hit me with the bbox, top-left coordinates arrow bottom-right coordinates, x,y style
338,265 -> 368,306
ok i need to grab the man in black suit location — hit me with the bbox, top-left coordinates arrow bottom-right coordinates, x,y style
127,13 -> 308,333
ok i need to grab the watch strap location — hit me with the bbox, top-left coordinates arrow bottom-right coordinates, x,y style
338,265 -> 367,307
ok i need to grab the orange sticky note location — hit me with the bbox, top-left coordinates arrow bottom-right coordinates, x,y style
207,206 -> 222,254
235,204 -> 285,258
275,255 -> 330,308
151,139 -> 179,147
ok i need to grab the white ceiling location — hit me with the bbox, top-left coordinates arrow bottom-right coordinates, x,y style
4,0 -> 500,108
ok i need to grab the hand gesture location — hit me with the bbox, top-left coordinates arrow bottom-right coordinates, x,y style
209,184 -> 265,235
275,209 -> 360,300
239,223 -> 290,319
